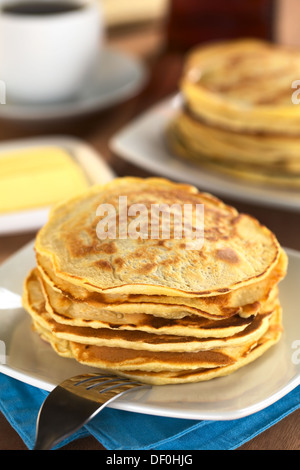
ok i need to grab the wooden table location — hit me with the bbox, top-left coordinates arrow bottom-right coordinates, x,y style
0,18 -> 299,451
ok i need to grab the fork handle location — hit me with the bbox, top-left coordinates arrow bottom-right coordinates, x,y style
33,386 -> 101,450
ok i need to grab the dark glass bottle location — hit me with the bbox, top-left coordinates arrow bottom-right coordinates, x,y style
166,0 -> 277,51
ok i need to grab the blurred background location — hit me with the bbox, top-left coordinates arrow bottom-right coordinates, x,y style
0,0 -> 300,451
102,0 -> 300,47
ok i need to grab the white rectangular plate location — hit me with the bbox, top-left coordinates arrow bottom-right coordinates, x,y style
0,136 -> 115,235
0,242 -> 299,420
110,95 -> 300,212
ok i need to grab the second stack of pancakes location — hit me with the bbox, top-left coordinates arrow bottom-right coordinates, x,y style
23,177 -> 287,385
167,38 -> 300,187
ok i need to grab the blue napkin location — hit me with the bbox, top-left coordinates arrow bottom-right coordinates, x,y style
0,373 -> 299,450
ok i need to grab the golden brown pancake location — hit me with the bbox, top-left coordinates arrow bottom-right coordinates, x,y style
167,118 -> 300,188
116,306 -> 282,385
25,285 -> 282,384
23,269 -> 275,352
23,262 -> 282,385
181,39 -> 300,134
32,267 -> 278,339
35,177 -> 280,297
36,247 -> 287,320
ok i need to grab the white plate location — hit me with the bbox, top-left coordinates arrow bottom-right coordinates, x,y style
0,48 -> 147,120
0,136 -> 115,235
110,95 -> 300,212
0,242 -> 299,421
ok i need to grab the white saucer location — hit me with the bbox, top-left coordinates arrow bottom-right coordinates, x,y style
0,48 -> 147,120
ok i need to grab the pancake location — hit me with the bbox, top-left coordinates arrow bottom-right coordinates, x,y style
170,110 -> 300,170
26,289 -> 282,384
24,283 -> 241,370
181,38 -> 300,135
35,177 -> 280,298
24,269 -> 275,352
23,264 -> 282,385
167,120 -> 300,188
36,246 -> 287,319
31,321 -> 72,359
195,158 -> 300,188
116,306 -> 282,385
34,309 -> 276,353
35,267 -> 278,338
27,293 -> 278,372
30,307 -> 282,384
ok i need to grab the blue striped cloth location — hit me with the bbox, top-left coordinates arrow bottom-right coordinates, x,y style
0,373 -> 298,450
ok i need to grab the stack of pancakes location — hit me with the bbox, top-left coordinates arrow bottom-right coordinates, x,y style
22,177 -> 287,385
167,39 -> 300,187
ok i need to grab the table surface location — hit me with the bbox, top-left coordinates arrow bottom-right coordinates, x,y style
0,11 -> 300,450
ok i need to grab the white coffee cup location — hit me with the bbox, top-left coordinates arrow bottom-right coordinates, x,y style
0,0 -> 103,103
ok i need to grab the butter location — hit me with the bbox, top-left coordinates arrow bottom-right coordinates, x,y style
0,146 -> 89,213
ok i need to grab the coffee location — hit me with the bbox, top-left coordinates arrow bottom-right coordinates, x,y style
2,1 -> 83,16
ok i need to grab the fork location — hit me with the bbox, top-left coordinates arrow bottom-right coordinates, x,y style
33,373 -> 149,450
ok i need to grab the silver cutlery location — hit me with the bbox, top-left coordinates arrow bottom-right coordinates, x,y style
33,373 -> 149,450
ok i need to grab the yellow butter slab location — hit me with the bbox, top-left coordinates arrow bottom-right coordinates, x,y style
0,146 -> 89,213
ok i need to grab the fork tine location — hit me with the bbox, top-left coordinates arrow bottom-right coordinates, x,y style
87,379 -> 143,392
98,381 -> 145,393
74,374 -> 139,387
74,374 -> 121,386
